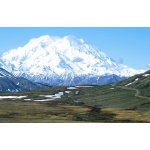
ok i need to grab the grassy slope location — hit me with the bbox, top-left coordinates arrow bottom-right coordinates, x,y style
116,70 -> 150,97
0,71 -> 150,122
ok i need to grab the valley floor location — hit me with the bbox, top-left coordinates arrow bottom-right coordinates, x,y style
0,85 -> 150,123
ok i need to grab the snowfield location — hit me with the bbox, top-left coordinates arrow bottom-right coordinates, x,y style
0,35 -> 145,86
143,74 -> 150,77
0,96 -> 27,99
125,78 -> 139,86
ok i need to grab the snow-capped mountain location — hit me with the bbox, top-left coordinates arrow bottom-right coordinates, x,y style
0,67 -> 15,78
0,35 -> 145,86
0,67 -> 47,92
0,59 -> 11,72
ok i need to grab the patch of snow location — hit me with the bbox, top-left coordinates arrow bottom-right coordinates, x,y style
18,96 -> 26,98
34,99 -> 55,102
0,96 -> 27,99
57,92 -> 64,96
125,83 -> 133,86
38,92 -> 64,100
54,94 -> 61,98
42,95 -> 54,98
24,99 -> 31,101
125,78 -> 139,86
75,86 -> 93,88
110,88 -> 114,89
65,91 -> 71,94
143,74 -> 150,77
67,87 -> 77,90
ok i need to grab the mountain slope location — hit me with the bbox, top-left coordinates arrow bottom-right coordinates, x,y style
116,70 -> 150,97
0,67 -> 45,92
116,70 -> 150,88
0,35 -> 145,86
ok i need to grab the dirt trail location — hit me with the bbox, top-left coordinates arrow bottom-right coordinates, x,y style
117,86 -> 150,100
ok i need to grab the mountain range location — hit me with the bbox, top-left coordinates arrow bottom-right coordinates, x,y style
0,67 -> 47,92
0,35 -> 145,86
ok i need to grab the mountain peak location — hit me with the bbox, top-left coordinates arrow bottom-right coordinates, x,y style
0,35 -> 145,86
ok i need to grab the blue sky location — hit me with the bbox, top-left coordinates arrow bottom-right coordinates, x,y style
0,27 -> 149,69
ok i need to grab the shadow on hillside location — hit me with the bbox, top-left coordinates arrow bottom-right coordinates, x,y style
73,106 -> 116,122
73,105 -> 145,123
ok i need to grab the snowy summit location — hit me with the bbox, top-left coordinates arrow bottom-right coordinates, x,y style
0,35 -> 145,86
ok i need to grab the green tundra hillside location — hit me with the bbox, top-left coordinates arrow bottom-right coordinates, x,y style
0,70 -> 149,123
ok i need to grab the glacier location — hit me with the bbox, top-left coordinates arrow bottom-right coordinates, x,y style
0,35 -> 145,86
